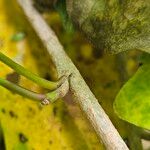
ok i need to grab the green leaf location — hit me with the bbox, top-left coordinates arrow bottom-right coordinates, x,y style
66,0 -> 150,54
114,54 -> 150,130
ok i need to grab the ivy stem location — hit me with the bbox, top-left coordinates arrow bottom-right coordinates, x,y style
127,124 -> 143,150
139,129 -> 150,140
0,52 -> 59,90
0,77 -> 69,105
0,77 -> 45,101
0,75 -> 69,104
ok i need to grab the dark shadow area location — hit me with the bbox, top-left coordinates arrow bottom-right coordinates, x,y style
0,123 -> 5,150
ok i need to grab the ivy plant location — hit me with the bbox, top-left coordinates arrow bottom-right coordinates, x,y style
64,0 -> 150,131
0,52 -> 67,105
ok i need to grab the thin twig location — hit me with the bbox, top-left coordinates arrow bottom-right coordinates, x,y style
0,52 -> 61,90
17,0 -> 129,149
0,76 -> 69,105
0,77 -> 45,101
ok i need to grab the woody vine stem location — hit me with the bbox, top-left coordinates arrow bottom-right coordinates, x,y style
15,0 -> 129,149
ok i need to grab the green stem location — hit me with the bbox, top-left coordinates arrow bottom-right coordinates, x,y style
46,91 -> 60,103
0,77 -> 45,101
0,52 -> 59,90
127,124 -> 143,150
139,129 -> 150,140
0,77 -> 61,104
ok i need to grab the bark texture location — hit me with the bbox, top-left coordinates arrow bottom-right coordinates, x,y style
17,0 -> 129,149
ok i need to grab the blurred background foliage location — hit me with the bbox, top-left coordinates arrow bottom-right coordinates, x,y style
0,0 -> 147,149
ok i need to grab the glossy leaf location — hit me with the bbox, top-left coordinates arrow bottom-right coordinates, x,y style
114,54 -> 150,130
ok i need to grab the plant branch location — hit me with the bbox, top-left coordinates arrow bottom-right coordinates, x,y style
17,0 -> 128,149
0,52 -> 61,90
0,77 -> 45,101
0,77 -> 69,105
